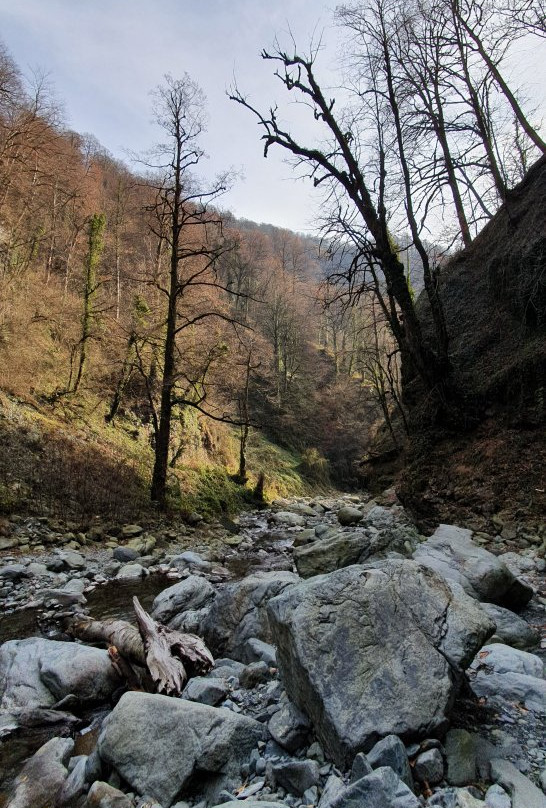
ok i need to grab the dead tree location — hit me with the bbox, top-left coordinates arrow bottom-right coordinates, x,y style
68,596 -> 213,696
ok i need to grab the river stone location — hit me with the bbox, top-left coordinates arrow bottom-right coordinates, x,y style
413,524 -> 532,608
84,781 -> 134,807
470,644 -> 545,712
151,575 -> 215,624
6,736 -> 74,808
54,549 -> 86,570
98,692 -> 265,807
0,638 -> 121,710
337,506 -> 364,526
490,758 -> 546,808
445,729 -> 477,786
0,563 -> 28,581
366,734 -> 413,789
181,676 -> 229,706
112,546 -> 139,562
116,562 -> 146,580
201,570 -> 299,659
267,560 -> 494,768
480,602 -> 540,649
268,699 -> 311,752
266,758 -> 320,795
427,788 -> 485,807
414,748 -> 444,784
271,511 -> 306,527
329,767 -> 420,808
484,784 -> 512,808
293,531 -> 369,578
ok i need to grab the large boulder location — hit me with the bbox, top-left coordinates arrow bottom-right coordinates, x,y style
268,560 -> 494,768
151,575 -> 215,625
98,691 -> 265,807
328,767 -> 420,808
0,638 -> 121,710
201,571 -> 299,659
413,525 -> 532,608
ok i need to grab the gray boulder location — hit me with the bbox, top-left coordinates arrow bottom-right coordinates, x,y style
266,758 -> 320,796
445,729 -> 477,786
6,736 -> 73,808
413,524 -> 532,608
366,734 -> 413,789
490,758 -> 546,808
181,676 -> 229,706
98,691 -> 265,807
470,644 -> 545,713
112,546 -> 139,562
337,506 -> 364,526
116,562 -> 146,580
485,784 -> 512,808
414,748 -> 444,784
329,767 -> 420,808
54,549 -> 86,570
481,602 -> 540,649
243,638 -> 277,666
202,570 -> 299,659
268,699 -> 311,752
427,788 -> 485,807
0,638 -> 121,710
151,575 -> 215,624
267,560 -> 494,767
293,531 -> 369,578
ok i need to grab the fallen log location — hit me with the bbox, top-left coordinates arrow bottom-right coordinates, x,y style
67,596 -> 214,696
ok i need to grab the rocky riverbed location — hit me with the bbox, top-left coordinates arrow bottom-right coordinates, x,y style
0,492 -> 544,808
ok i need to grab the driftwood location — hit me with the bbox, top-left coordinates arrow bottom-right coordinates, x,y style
67,596 -> 213,696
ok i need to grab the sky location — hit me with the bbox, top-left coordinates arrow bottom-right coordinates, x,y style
0,0 -> 544,234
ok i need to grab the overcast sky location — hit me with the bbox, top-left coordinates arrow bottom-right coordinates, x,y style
0,1 -> 544,233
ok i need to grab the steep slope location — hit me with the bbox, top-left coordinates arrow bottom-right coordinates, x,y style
398,156 -> 546,534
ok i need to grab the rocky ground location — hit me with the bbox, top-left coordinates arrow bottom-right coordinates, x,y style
0,491 -> 544,808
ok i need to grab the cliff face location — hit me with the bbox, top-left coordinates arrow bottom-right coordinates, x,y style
398,156 -> 546,534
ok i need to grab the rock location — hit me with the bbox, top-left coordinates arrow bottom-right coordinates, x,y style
240,660 -> 271,688
84,781 -> 134,807
26,561 -> 51,576
490,758 -> 546,808
318,775 -> 345,808
414,748 -> 444,784
427,788 -> 485,807
213,803 -> 285,808
328,767 -> 420,808
151,575 -> 215,624
470,644 -> 545,713
57,754 -> 88,805
480,603 -> 540,650
181,676 -> 229,706
0,563 -> 28,581
6,736 -> 73,808
485,784 -> 512,808
268,700 -> 311,752
293,531 -> 368,578
472,643 -> 543,676
116,562 -> 146,580
171,551 -> 211,570
350,753 -> 373,782
0,638 -> 121,709
366,734 -> 413,789
266,759 -> 320,796
413,524 -> 532,608
445,729 -> 477,786
243,638 -> 277,666
127,535 -> 156,554
98,692 -> 265,807
187,511 -> 203,525
54,549 -> 86,570
112,546 -> 140,562
202,570 -> 299,659
267,560 -> 494,767
0,535 -> 18,550
271,511 -> 306,527
337,506 -> 364,526
63,578 -> 86,595
120,524 -> 143,537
